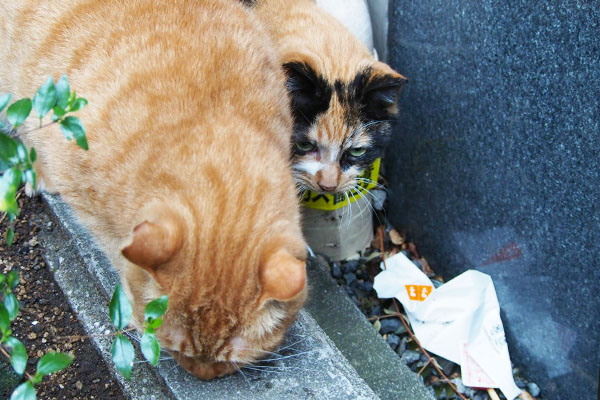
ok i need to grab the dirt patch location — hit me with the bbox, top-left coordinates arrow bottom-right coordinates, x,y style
1,195 -> 125,400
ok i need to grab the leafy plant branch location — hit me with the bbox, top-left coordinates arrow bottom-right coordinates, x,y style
109,284 -> 168,379
1,75 -> 88,247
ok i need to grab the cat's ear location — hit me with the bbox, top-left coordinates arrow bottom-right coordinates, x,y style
362,62 -> 408,120
259,248 -> 306,303
282,62 -> 332,121
121,215 -> 183,273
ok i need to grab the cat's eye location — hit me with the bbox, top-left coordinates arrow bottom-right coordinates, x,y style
349,147 -> 367,157
295,141 -> 315,152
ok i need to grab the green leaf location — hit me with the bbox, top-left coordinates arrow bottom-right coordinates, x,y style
6,336 -> 27,375
6,98 -> 32,129
0,132 -> 19,166
5,227 -> 15,246
8,270 -> 19,290
0,168 -> 21,215
59,116 -> 88,150
32,77 -> 57,119
16,143 -> 28,163
69,98 -> 88,112
0,93 -> 11,113
9,381 -> 36,400
35,352 -> 73,380
54,75 -> 70,109
109,284 -> 132,330
141,331 -> 160,366
0,303 -> 9,333
373,319 -> 381,332
147,318 -> 162,330
67,91 -> 76,109
111,334 -> 134,379
29,148 -> 37,163
144,295 -> 168,322
4,293 -> 18,320
51,106 -> 66,122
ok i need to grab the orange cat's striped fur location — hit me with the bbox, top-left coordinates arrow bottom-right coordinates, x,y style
0,0 -> 307,379
244,0 -> 407,195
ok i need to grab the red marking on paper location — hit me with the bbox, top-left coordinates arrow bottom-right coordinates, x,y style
460,342 -> 496,388
483,242 -> 523,265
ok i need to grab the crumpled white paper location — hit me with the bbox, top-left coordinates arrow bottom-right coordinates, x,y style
373,253 -> 522,400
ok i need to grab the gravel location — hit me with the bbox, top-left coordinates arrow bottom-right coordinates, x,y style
379,318 -> 402,334
401,350 -> 421,365
324,221 -> 544,400
527,382 -> 540,397
385,334 -> 401,351
0,195 -> 125,399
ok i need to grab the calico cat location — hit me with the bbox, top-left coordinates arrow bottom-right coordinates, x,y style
246,0 -> 407,195
0,0 -> 307,380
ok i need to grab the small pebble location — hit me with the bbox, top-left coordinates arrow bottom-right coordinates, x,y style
450,377 -> 467,394
527,382 -> 540,397
370,189 -> 387,210
379,318 -> 402,334
473,392 -> 487,400
343,272 -> 357,286
401,350 -> 421,365
368,305 -> 381,317
385,334 -> 400,350
396,336 -> 408,355
515,377 -> 527,388
331,263 -> 342,278
342,260 -> 359,273
357,281 -> 373,292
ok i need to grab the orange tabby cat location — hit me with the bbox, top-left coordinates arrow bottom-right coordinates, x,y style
244,0 -> 407,195
0,0 -> 307,380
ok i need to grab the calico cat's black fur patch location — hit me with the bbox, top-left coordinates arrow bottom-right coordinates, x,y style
239,0 -> 257,7
336,67 -> 407,122
283,62 -> 333,144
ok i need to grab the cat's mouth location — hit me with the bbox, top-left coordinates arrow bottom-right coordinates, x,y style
169,351 -> 239,380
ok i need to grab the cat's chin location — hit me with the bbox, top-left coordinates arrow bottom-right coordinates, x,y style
169,352 -> 238,380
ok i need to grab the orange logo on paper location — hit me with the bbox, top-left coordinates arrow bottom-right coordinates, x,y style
405,285 -> 433,301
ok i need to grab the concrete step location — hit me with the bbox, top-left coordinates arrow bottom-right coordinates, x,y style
40,193 -> 434,400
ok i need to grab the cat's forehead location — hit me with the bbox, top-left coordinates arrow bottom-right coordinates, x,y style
307,111 -> 372,149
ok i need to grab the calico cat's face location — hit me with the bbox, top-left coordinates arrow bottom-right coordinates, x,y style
285,61 -> 407,194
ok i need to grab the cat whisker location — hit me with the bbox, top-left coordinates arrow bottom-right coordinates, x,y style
278,336 -> 312,351
354,178 -> 389,192
257,349 -> 319,362
233,361 -> 253,389
241,366 -> 282,374
348,190 -> 367,218
361,119 -> 393,130
295,108 -> 313,125
123,331 -> 141,343
234,347 -> 286,357
344,191 -> 352,230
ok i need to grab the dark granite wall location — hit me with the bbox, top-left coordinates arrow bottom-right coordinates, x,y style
386,1 -> 599,399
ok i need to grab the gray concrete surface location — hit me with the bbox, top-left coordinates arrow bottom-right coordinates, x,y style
41,193 -> 393,399
305,256 -> 435,400
386,1 -> 600,399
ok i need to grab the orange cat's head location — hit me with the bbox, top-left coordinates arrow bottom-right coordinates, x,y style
121,199 -> 307,379
252,0 -> 408,194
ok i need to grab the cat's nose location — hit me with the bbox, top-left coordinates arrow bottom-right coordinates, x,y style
318,183 -> 337,192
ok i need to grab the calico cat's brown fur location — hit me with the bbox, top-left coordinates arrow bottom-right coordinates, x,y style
0,0 -> 307,380
247,0 -> 407,194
